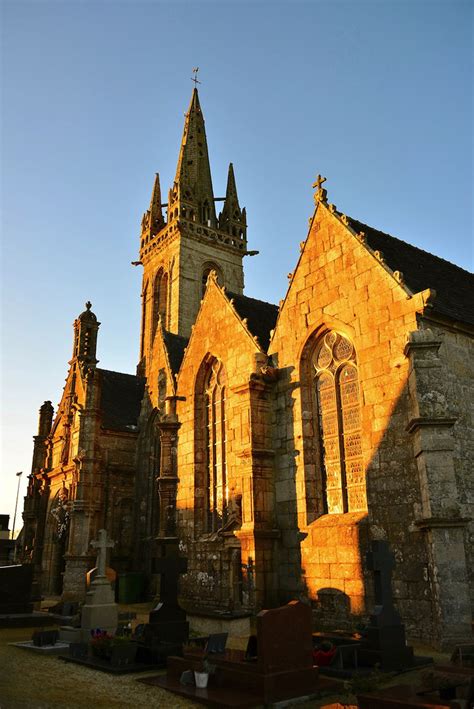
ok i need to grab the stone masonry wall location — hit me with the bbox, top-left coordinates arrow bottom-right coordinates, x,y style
428,324 -> 474,615
175,280 -> 264,609
99,430 -> 138,573
178,235 -> 245,338
269,202 -> 436,641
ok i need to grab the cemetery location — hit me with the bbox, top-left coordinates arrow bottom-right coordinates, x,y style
1,530 -> 474,708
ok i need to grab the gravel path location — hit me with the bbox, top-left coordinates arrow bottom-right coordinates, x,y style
0,625 -> 449,709
0,627 -> 200,709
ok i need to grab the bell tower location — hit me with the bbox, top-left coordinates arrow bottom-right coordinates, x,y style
72,301 -> 100,373
138,88 -> 249,375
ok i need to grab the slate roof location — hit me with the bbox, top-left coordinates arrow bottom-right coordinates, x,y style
98,369 -> 145,432
348,217 -> 474,327
162,330 -> 189,375
227,292 -> 279,351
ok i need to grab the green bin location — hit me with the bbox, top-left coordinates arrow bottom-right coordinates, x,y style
118,572 -> 145,604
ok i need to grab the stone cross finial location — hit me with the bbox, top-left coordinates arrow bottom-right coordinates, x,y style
85,301 -> 92,311
191,67 -> 201,86
90,529 -> 114,578
312,174 -> 328,204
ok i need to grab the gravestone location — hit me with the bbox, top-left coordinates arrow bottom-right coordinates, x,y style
0,564 -> 33,614
32,629 -> 59,647
80,529 -> 118,639
153,600 -> 331,705
364,540 -> 414,670
140,541 -> 189,662
256,600 -> 315,674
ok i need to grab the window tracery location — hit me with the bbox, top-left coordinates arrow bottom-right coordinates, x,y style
313,331 -> 366,514
152,268 -> 168,334
205,360 -> 227,532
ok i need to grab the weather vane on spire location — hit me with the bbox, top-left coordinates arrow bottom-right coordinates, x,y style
191,67 -> 201,87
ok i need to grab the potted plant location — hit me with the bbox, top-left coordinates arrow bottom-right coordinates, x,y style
312,640 -> 337,666
89,628 -> 137,666
109,635 -> 137,666
90,629 -> 113,659
194,655 -> 216,689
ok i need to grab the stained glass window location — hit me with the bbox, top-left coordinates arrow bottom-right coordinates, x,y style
205,360 -> 227,532
313,332 -> 366,513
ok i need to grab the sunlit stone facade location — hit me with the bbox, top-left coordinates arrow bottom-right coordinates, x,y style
21,90 -> 473,650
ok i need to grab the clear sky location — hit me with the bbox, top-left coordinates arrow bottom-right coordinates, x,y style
1,0 -> 472,528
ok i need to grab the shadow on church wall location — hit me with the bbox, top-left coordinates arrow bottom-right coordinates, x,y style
273,359 -> 437,643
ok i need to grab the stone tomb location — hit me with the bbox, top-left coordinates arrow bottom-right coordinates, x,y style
148,600 -> 339,706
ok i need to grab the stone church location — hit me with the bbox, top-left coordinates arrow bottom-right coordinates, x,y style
21,88 -> 473,649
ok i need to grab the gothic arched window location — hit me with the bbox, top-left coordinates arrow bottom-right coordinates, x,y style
313,331 -> 365,514
152,269 -> 168,334
204,360 -> 227,532
140,282 -> 148,359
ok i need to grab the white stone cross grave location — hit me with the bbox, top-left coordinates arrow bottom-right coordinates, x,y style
90,529 -> 114,578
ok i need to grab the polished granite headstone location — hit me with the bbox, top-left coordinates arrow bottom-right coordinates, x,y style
137,541 -> 189,663
147,600 -> 340,706
363,540 -> 414,671
0,564 -> 33,614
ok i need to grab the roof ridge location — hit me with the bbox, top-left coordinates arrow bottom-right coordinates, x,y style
97,368 -> 144,379
227,290 -> 279,310
349,217 -> 473,277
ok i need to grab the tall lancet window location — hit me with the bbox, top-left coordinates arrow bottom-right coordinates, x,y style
140,282 -> 148,359
205,359 -> 227,532
313,331 -> 365,514
152,268 -> 168,334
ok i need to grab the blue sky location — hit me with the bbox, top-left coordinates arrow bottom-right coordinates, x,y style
1,0 -> 472,524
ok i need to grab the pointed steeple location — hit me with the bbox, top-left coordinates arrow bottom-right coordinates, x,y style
169,88 -> 216,227
218,163 -> 247,240
149,173 -> 164,231
141,173 -> 164,240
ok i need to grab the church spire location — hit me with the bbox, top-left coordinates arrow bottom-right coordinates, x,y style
218,162 -> 247,240
149,173 -> 164,230
141,173 -> 164,239
168,88 -> 216,227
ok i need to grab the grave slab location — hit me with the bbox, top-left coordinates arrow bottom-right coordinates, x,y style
357,683 -> 453,708
11,640 -> 70,655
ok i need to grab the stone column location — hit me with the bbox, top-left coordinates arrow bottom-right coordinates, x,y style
233,363 -> 280,610
156,396 -> 183,539
405,329 -> 471,649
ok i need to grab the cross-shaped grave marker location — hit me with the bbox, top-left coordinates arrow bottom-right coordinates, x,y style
366,539 -> 402,626
155,544 -> 188,606
90,529 -> 115,578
